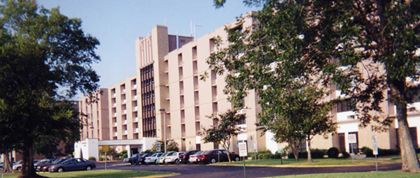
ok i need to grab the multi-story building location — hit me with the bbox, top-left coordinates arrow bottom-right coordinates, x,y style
76,16 -> 420,159
78,88 -> 110,141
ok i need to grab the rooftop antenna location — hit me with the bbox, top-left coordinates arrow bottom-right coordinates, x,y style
190,21 -> 202,40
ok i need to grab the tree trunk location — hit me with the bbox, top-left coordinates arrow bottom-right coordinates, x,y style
224,141 -> 231,162
396,101 -> 420,172
2,152 -> 12,173
19,141 -> 40,178
290,140 -> 300,160
306,138 -> 312,162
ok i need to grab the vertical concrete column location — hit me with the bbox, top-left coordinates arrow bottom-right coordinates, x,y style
126,145 -> 131,158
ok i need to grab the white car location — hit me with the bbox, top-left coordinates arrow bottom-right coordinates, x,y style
12,160 -> 23,171
144,153 -> 162,164
188,151 -> 202,163
164,152 -> 184,164
156,152 -> 173,164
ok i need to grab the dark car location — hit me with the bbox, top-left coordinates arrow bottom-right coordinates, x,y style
196,149 -> 240,164
48,158 -> 95,172
35,159 -> 55,172
180,150 -> 199,164
39,158 -> 68,172
128,152 -> 154,165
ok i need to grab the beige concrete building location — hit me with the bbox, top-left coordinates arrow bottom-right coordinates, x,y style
76,16 -> 420,159
78,88 -> 110,141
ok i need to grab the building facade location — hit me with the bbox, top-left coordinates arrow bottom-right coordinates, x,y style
77,16 -> 420,158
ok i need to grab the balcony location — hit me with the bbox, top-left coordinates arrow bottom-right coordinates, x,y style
114,132 -> 117,136
132,85 -> 137,90
135,117 -> 138,122
113,113 -> 117,117
113,103 -> 116,107
123,110 -> 127,114
123,99 -> 127,104
112,93 -> 116,98
134,106 -> 138,111
122,89 -> 126,94
124,120 -> 127,125
114,122 -> 117,127
124,130 -> 128,135
135,128 -> 139,133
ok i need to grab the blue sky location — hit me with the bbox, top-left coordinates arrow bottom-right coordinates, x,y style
38,0 -> 257,90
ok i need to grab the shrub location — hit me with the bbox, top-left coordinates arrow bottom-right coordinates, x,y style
88,157 -> 96,161
311,149 -> 326,159
378,148 -> 399,156
341,151 -> 350,159
361,147 -> 374,157
327,147 -> 339,158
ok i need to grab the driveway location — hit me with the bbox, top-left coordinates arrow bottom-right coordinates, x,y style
101,162 -> 401,178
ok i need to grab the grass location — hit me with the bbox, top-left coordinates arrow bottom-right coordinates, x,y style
0,170 -> 176,178
273,170 -> 420,178
214,157 -> 401,167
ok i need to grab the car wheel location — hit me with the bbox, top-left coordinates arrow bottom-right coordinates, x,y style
86,166 -> 92,171
175,159 -> 181,164
211,158 -> 217,163
57,167 -> 64,172
235,157 -> 240,161
16,167 -> 21,172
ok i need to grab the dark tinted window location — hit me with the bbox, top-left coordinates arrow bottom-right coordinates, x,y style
336,99 -> 354,112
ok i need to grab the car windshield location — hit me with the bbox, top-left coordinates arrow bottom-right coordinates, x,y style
52,158 -> 66,164
151,153 -> 159,157
192,151 -> 202,155
166,152 -> 176,156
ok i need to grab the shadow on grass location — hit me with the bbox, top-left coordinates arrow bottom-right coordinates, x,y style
39,170 -> 173,178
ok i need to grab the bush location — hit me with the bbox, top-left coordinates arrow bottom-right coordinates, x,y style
88,157 -> 96,161
361,147 -> 374,157
378,148 -> 399,156
311,149 -> 326,159
327,147 -> 339,158
341,151 -> 350,158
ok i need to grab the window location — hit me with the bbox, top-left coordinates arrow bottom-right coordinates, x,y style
336,99 -> 354,112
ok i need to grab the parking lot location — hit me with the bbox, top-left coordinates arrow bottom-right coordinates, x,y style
97,162 -> 401,178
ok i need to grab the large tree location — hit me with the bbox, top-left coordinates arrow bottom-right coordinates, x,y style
0,1 -> 100,177
212,0 -> 419,172
202,110 -> 245,162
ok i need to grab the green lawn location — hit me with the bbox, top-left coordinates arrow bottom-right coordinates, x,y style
274,170 -> 420,178
214,157 -> 401,167
0,170 -> 176,178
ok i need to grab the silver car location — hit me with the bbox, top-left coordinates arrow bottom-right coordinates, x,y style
164,152 -> 184,164
156,152 -> 173,164
144,153 -> 162,164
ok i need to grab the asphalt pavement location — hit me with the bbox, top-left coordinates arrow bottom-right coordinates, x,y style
96,162 -> 401,178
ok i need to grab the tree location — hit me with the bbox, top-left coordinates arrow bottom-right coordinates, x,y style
0,1 -> 100,177
152,140 -> 179,152
261,86 -> 335,161
212,0 -> 419,171
202,110 -> 245,162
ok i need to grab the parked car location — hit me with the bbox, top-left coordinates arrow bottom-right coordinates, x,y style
39,158 -> 68,172
144,153 -> 163,164
128,152 -> 154,165
35,159 -> 54,172
194,149 -> 240,164
0,162 -> 3,170
156,152 -> 174,164
164,152 -> 184,164
12,160 -> 22,171
180,150 -> 199,164
188,151 -> 203,164
49,158 -> 96,172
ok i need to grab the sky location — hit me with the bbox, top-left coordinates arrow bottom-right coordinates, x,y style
38,0 -> 257,91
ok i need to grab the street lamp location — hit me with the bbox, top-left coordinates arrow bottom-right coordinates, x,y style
160,108 -> 167,153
